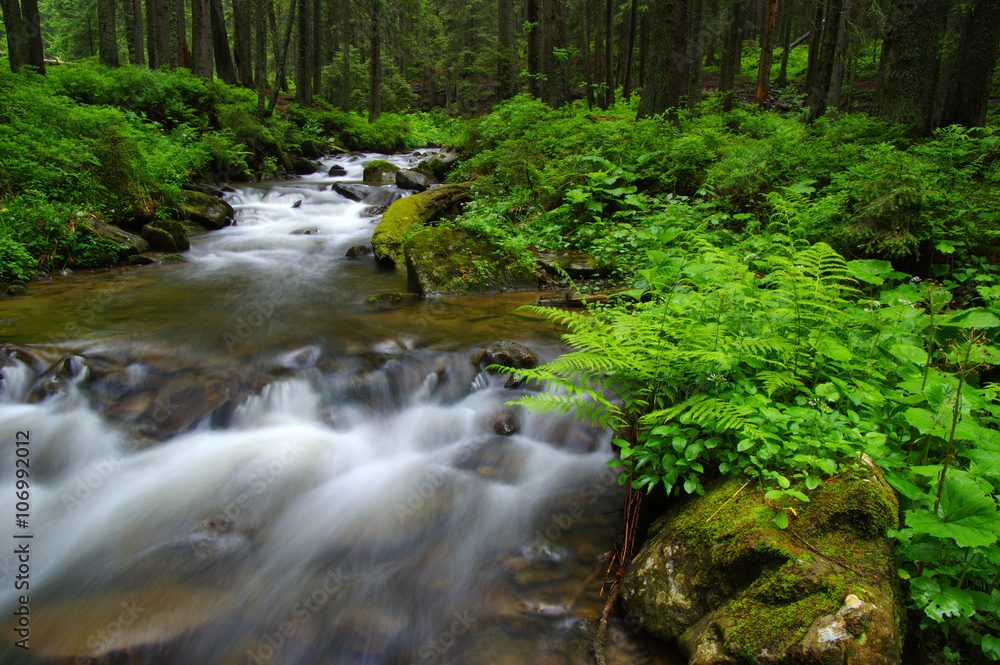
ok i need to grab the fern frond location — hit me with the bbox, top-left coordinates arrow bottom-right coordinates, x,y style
509,392 -> 624,429
757,370 -> 804,396
642,394 -> 756,434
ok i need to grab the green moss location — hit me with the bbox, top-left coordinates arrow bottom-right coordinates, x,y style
371,183 -> 472,268
362,159 -> 401,183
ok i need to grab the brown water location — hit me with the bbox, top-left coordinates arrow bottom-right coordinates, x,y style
0,154 -> 679,665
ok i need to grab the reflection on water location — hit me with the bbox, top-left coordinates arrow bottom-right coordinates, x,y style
0,153 -> 679,664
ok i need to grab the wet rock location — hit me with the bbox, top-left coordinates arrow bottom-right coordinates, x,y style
362,205 -> 390,218
345,245 -> 372,258
362,159 -> 400,183
142,220 -> 189,253
179,190 -> 235,230
621,461 -> 902,665
328,164 -> 348,177
395,168 -> 430,192
329,606 -> 407,657
536,251 -> 612,279
404,226 -> 537,296
85,219 -> 149,259
478,341 -> 538,371
366,291 -> 421,306
291,228 -> 320,235
124,528 -> 252,583
423,149 -> 461,179
5,283 -> 27,296
292,157 -> 319,175
371,183 -> 472,268
362,186 -> 403,207
182,183 -> 225,198
158,254 -> 187,265
489,406 -> 520,436
333,182 -> 374,202
298,139 -> 326,159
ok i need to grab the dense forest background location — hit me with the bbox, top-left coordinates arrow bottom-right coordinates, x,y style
1,0 -> 998,131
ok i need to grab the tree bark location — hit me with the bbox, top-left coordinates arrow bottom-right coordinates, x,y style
270,0 -> 288,91
210,0 -> 236,83
755,0 -> 778,104
192,0 -> 212,77
234,0 -> 254,86
368,0 -> 381,121
803,0 -> 824,95
99,0 -> 120,66
826,0 -> 851,115
720,0 -> 745,112
498,0 -> 518,100
266,0 -> 295,116
685,0 -> 706,108
622,0 -> 638,101
341,4 -> 351,110
312,0 -> 322,100
541,0 -> 568,107
582,0 -> 596,108
872,0 -> 950,134
122,0 -> 145,65
174,0 -> 188,68
20,0 -> 44,72
604,0 -> 614,107
806,0 -> 844,120
637,0 -> 688,118
255,0 -> 266,120
776,0 -> 793,86
2,0 -> 26,72
938,0 -> 1000,129
526,0 -> 542,97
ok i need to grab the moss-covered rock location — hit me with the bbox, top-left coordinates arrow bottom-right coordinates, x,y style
621,459 -> 902,665
86,220 -> 149,259
179,190 -> 234,231
371,183 -> 472,268
362,159 -> 401,184
365,291 -> 421,306
403,225 -> 538,296
142,221 -> 190,253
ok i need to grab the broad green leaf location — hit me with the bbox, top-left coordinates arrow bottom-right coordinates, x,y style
905,472 -> 1000,548
890,343 -> 927,365
944,307 -> 1000,329
981,635 -> 1000,661
816,338 -> 853,362
777,475 -> 791,489
904,407 -> 945,434
884,470 -> 931,503
774,512 -> 789,529
910,576 -> 977,620
847,259 -> 893,285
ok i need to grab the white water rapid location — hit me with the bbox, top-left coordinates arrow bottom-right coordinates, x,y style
0,153 -> 673,665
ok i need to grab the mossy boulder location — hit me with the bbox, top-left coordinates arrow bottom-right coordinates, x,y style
395,168 -> 430,192
362,159 -> 400,184
621,460 -> 902,665
142,220 -> 190,253
371,183 -> 472,268
179,190 -> 234,231
86,220 -> 149,258
421,149 -> 461,179
403,225 -> 538,296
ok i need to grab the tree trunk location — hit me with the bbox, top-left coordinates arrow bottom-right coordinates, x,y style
685,0 -> 706,108
341,7 -> 351,110
604,0 -> 614,107
755,0 -> 778,104
498,0 -> 518,100
2,0 -> 26,72
20,0 -> 44,72
192,0 -> 212,77
234,0 -> 254,86
266,0 -> 295,116
826,0 -> 851,115
622,0 -> 638,101
720,0 -> 745,112
210,0 -> 235,83
938,0 -> 1000,129
637,0 -> 688,118
270,0 -> 288,91
312,0 -> 322,100
582,0 -> 596,107
638,5 -> 648,87
806,0 -> 844,120
368,0 -> 381,121
541,0 -> 568,107
255,0 -> 266,120
803,0 -> 824,95
526,0 -> 542,97
174,0 -> 188,68
776,0 -> 793,86
294,0 -> 312,102
121,0 -> 145,65
872,0 -> 950,134
99,0 -> 120,66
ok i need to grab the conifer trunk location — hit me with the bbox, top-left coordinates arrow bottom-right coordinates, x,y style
99,0 -> 120,66
191,0 -> 212,78
498,0 -> 518,100
210,0 -> 236,83
234,0 -> 254,86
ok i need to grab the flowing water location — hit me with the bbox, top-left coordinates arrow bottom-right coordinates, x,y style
0,154 -> 677,665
